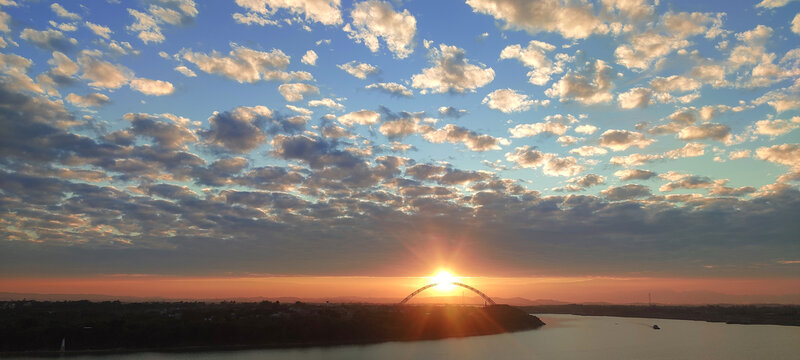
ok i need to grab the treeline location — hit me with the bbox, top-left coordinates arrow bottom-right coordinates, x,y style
0,301 -> 544,353
522,304 -> 800,326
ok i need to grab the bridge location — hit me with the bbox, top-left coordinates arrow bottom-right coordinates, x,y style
399,281 -> 496,305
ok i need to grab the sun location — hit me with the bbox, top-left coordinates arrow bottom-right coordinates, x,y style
431,270 -> 457,292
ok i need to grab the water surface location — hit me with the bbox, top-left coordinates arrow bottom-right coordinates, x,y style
11,314 -> 800,359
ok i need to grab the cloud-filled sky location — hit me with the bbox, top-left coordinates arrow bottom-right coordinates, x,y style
0,0 -> 799,287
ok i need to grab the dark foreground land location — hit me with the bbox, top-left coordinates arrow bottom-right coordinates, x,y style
0,301 -> 544,354
523,304 -> 800,326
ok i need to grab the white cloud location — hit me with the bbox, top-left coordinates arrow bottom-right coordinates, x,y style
85,21 -> 112,39
343,0 -> 416,59
233,0 -> 342,26
20,28 -> 78,52
546,59 -> 613,104
411,44 -> 494,94
424,124 -> 507,151
51,3 -> 81,20
301,50 -> 318,65
308,98 -> 344,111
755,0 -> 797,8
574,124 -> 598,134
664,142 -> 706,159
609,153 -> 663,167
729,149 -> 751,160
174,65 -> 196,77
617,87 -> 652,109
66,92 -> 110,107
338,110 -> 380,127
182,44 -> 306,83
337,61 -> 379,79
509,121 -> 568,138
569,145 -> 607,157
378,117 -> 432,139
599,129 -> 654,151
677,124 -> 731,142
505,146 -> 583,176
127,9 -> 164,44
278,83 -> 319,102
690,64 -> 727,88
754,117 -> 800,136
130,78 -> 175,96
793,13 -> 800,35
365,82 -> 413,97
466,0 -> 608,39
78,53 -> 133,89
127,1 -> 198,44
499,40 -> 564,85
483,88 -> 545,113
650,75 -> 701,93
614,169 -> 657,181
756,144 -> 800,169
614,32 -> 688,70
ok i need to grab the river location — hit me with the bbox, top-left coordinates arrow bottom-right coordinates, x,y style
9,314 -> 800,359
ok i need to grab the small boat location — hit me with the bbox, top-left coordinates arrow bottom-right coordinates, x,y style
652,324 -> 660,330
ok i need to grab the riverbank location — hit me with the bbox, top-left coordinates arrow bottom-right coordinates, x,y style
0,301 -> 544,355
522,304 -> 800,326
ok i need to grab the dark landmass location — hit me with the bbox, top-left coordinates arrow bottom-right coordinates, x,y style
0,301 -> 544,355
523,304 -> 800,326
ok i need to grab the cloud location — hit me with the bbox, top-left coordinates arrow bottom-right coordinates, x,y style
482,88 -> 546,113
233,0 -> 342,26
574,124 -> 598,134
365,82 -> 413,97
614,169 -> 657,181
499,40 -> 565,85
337,61 -> 379,79
754,117 -> 800,136
424,124 -> 507,151
546,59 -> 613,104
659,172 -> 714,192
569,145 -> 607,157
411,44 -> 495,94
308,98 -> 344,111
755,0 -> 796,8
729,149 -> 751,160
793,13 -> 800,35
78,53 -> 134,89
677,124 -> 731,142
174,65 -> 196,77
466,0 -> 608,39
85,21 -> 112,39
598,129 -> 655,151
756,144 -> 800,169
65,92 -> 110,107
753,86 -> 800,113
438,106 -> 467,118
301,50 -> 317,65
509,121 -> 568,138
181,44 -> 303,83
609,153 -> 663,167
129,78 -> 175,96
505,146 -> 584,176
569,173 -> 605,188
199,106 -> 274,153
614,32 -> 688,70
617,87 -> 653,109
338,109 -> 380,127
650,75 -> 701,93
20,28 -> 78,52
379,116 -> 431,140
664,142 -> 705,159
343,0 -> 416,59
601,184 -> 652,201
127,0 -> 198,44
271,134 -> 361,169
278,83 -> 319,102
125,113 -> 197,150
51,3 -> 81,20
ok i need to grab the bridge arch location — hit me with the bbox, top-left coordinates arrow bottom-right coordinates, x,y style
399,282 -> 496,305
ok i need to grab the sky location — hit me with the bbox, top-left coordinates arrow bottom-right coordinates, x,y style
0,0 -> 799,303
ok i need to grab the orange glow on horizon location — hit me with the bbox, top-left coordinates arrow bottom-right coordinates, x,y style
430,270 -> 458,292
1,275 -> 799,305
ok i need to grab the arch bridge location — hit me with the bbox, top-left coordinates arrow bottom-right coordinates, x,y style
399,282 -> 496,305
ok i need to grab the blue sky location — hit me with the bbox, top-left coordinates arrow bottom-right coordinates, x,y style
0,0 -> 799,280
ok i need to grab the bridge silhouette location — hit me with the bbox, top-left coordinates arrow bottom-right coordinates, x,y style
400,281 -> 496,305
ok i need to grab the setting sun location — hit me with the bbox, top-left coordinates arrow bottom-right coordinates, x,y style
431,270 -> 458,292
